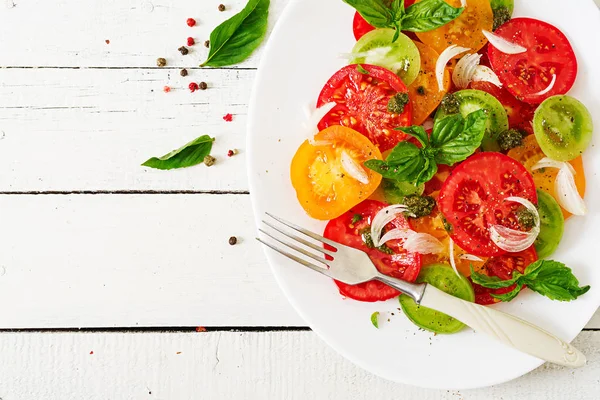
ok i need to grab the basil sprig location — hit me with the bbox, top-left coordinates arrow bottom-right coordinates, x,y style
471,260 -> 591,302
201,0 -> 270,67
364,110 -> 488,185
142,135 -> 215,170
343,0 -> 463,41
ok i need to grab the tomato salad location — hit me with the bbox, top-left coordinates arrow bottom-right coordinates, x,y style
290,0 -> 592,333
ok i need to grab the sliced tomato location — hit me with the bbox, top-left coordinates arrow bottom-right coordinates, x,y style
471,246 -> 538,305
488,18 -> 577,104
469,81 -> 537,134
290,126 -> 382,220
507,134 -> 586,219
415,0 -> 493,54
408,42 -> 450,126
352,12 -> 376,41
423,164 -> 453,196
438,152 -> 538,257
324,200 -> 422,302
317,64 -> 412,152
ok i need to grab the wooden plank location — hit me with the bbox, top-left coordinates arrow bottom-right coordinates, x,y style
0,193 -> 596,329
0,0 -> 290,68
0,331 -> 597,399
0,68 -> 253,191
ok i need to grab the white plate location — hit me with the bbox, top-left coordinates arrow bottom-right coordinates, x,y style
247,0 -> 600,389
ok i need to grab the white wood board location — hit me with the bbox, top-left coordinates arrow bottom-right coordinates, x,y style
0,331 -> 598,399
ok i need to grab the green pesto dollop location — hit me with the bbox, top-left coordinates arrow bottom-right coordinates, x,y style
387,92 -> 410,114
497,129 -> 524,151
360,227 -> 395,255
404,195 -> 436,218
517,208 -> 536,230
493,7 -> 511,31
440,93 -> 460,115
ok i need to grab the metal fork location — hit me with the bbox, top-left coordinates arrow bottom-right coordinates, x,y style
257,212 -> 586,368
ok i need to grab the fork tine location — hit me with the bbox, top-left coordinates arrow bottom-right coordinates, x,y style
259,229 -> 329,265
256,237 -> 332,278
265,213 -> 339,248
262,220 -> 336,257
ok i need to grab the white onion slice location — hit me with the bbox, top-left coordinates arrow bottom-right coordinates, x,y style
340,150 -> 369,185
531,74 -> 556,97
302,102 -> 336,136
371,205 -> 412,247
482,30 -> 527,54
459,254 -> 484,262
556,166 -> 587,216
452,53 -> 482,89
461,0 -> 467,6
308,139 -> 333,147
532,158 -> 585,215
448,239 -> 460,277
472,65 -> 503,87
379,229 -> 444,255
436,45 -> 470,91
422,118 -> 434,132
489,197 -> 540,252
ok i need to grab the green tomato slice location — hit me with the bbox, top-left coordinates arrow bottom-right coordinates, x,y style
400,264 -> 474,334
435,89 -> 509,151
490,0 -> 514,13
534,190 -> 564,259
533,95 -> 594,162
382,179 -> 424,205
350,28 -> 421,86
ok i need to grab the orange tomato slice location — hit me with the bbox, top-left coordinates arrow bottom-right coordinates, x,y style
408,42 -> 451,126
507,134 -> 586,219
415,0 -> 493,54
291,126 -> 382,220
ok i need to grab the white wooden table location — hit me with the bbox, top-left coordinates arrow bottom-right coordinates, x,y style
0,1 -> 597,398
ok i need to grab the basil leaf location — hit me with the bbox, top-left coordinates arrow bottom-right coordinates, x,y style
371,311 -> 380,328
414,157 -> 438,186
398,125 -> 429,147
342,0 -> 396,28
401,0 -> 464,32
201,0 -> 269,67
491,285 -> 522,302
433,110 -> 488,165
364,142 -> 426,182
142,135 -> 214,170
470,266 -> 519,289
521,260 -> 591,301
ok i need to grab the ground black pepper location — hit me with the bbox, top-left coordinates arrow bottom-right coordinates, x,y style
178,46 -> 189,55
229,236 -> 237,245
156,57 -> 167,67
180,68 -> 188,77
199,81 -> 208,90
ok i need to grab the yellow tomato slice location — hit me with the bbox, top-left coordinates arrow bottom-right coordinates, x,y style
415,0 -> 493,54
408,42 -> 451,126
507,134 -> 586,219
291,126 -> 382,220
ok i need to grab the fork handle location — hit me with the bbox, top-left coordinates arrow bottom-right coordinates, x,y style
420,285 -> 586,368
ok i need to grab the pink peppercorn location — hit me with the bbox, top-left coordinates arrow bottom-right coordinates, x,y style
186,18 -> 196,27
223,113 -> 233,122
187,37 -> 195,46
189,82 -> 199,92
163,86 -> 171,93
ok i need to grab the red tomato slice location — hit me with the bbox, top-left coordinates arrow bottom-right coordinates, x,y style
352,12 -> 375,41
471,246 -> 538,305
488,18 -> 577,104
323,200 -> 422,302
469,81 -> 537,135
317,64 -> 412,152
438,152 -> 537,257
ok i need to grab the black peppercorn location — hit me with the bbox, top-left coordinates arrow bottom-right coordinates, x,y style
204,40 -> 210,48
180,68 -> 188,77
178,46 -> 189,55
228,236 -> 237,245
218,4 -> 226,11
199,81 -> 208,90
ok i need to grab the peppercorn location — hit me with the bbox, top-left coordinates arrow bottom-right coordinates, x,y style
228,236 -> 237,245
187,37 -> 195,46
199,81 -> 208,90
227,149 -> 238,157
186,18 -> 196,27
204,40 -> 210,48
105,39 -> 110,45
204,155 -> 216,166
178,46 -> 189,55
218,4 -> 226,11
180,68 -> 188,77
156,58 -> 167,67
189,82 -> 199,92
163,86 -> 171,93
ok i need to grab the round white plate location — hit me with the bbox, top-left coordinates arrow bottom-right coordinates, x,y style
247,0 -> 600,389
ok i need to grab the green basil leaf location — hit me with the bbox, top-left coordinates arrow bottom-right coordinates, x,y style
142,135 -> 214,170
342,0 -> 396,28
397,125 -> 429,147
401,0 -> 464,32
364,142 -> 426,182
521,260 -> 591,301
491,285 -> 522,302
414,156 -> 438,186
470,266 -> 519,289
371,311 -> 380,328
201,0 -> 269,67
433,110 -> 488,165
